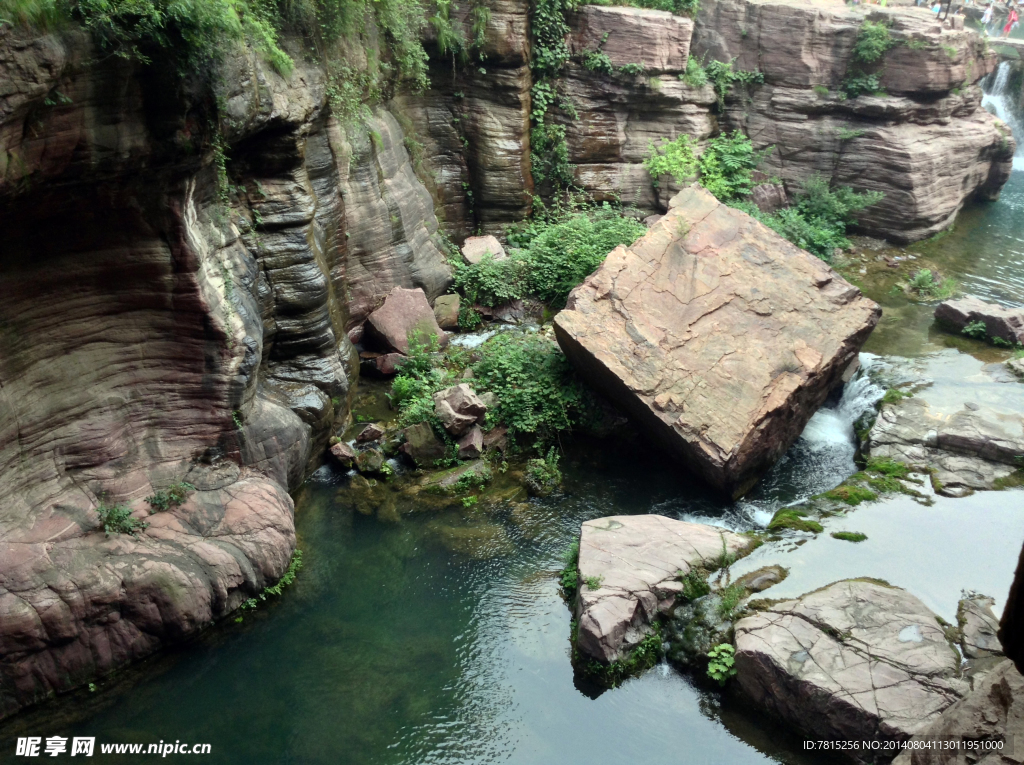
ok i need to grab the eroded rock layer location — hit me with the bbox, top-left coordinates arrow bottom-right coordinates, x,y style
0,25 -> 450,718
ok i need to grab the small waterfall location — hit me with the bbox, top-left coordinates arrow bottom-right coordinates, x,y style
983,60 -> 1024,171
737,354 -> 886,528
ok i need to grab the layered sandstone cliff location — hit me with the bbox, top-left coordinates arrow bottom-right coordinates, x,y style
0,26 -> 450,718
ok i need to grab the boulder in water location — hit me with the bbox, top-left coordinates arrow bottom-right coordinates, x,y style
892,659 -> 1024,765
935,297 -> 1024,346
735,580 -> 967,746
574,515 -> 751,663
553,186 -> 880,497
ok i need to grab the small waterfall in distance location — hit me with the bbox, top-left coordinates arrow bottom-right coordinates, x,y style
983,60 -> 1024,171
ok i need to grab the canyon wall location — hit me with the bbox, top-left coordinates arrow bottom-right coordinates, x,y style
0,0 -> 1017,720
0,26 -> 449,718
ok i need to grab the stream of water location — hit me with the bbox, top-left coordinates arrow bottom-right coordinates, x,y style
4,70 -> 1024,765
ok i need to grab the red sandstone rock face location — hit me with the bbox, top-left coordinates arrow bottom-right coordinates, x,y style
693,0 -> 1014,242
0,24 -> 452,719
554,185 -> 880,497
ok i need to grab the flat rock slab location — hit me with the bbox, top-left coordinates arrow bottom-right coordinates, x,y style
365,287 -> 448,354
735,580 -> 966,747
554,185 -> 880,497
870,396 -> 1024,494
936,297 -> 1024,346
575,515 -> 750,663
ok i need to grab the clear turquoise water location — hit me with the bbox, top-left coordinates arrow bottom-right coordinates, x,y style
4,175 -> 1024,765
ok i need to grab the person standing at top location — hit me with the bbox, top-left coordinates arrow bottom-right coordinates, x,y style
1003,4 -> 1019,35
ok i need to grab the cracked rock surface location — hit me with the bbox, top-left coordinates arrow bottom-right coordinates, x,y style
735,580 -> 967,751
554,185 -> 880,497
575,515 -> 750,663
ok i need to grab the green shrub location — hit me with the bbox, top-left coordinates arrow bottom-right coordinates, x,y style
473,334 -> 594,446
146,481 -> 195,513
680,55 -> 708,87
451,253 -> 530,308
644,134 -> 699,188
842,72 -> 883,98
618,62 -> 645,76
97,501 -> 149,536
706,643 -> 737,685
525,447 -> 563,495
698,130 -> 769,201
881,388 -> 910,405
503,204 -> 645,306
962,320 -> 989,339
732,175 -> 881,261
560,538 -> 580,594
908,269 -> 958,300
581,48 -> 614,74
853,21 -> 895,64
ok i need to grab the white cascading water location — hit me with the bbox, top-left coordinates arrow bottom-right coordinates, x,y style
739,354 -> 886,528
983,61 -> 1024,171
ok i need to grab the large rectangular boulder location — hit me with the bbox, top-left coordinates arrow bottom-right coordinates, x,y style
553,185 -> 880,497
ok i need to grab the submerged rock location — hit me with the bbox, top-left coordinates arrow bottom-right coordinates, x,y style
554,186 -> 880,497
419,460 -> 492,494
892,659 -> 1024,765
574,515 -> 751,663
735,580 -> 966,747
936,297 -> 1024,346
365,287 -> 449,354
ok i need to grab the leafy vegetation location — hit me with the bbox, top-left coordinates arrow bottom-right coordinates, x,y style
525,447 -> 563,496
906,269 -> 958,301
473,333 -> 596,447
678,569 -> 711,601
680,55 -> 708,87
580,627 -> 662,687
703,58 -> 764,108
145,481 -> 194,513
644,134 -> 699,188
852,20 -> 895,63
696,130 -> 769,202
452,203 -> 645,309
962,320 -> 989,339
529,0 -> 577,188
389,330 -> 596,453
842,72 -> 883,99
734,175 -> 882,260
881,387 -> 911,405
96,500 -> 149,536
238,549 -> 303,615
706,643 -> 737,685
560,538 -> 580,595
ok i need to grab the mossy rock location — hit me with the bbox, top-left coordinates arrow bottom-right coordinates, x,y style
819,485 -> 878,506
419,460 -> 492,495
767,508 -> 823,534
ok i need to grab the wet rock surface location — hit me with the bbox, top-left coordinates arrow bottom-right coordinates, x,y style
554,185 -> 880,496
958,594 -> 1004,660
892,659 -> 1024,765
574,515 -> 750,663
735,580 -> 966,749
870,395 -> 1024,494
